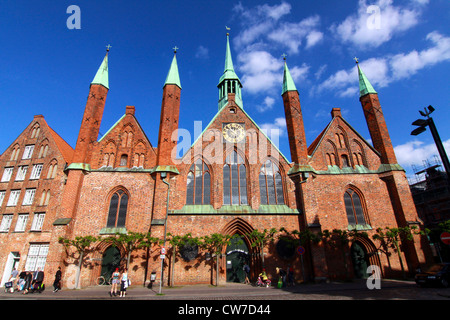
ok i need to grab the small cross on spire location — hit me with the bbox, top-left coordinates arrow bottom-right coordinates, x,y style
226,26 -> 230,36
173,46 -> 179,53
354,56 -> 359,64
282,53 -> 287,61
106,44 -> 112,52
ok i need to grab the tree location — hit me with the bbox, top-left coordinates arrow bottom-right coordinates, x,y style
167,232 -> 202,287
105,231 -> 149,269
372,226 -> 421,279
58,235 -> 98,289
246,228 -> 278,268
137,232 -> 161,285
319,229 -> 368,279
201,233 -> 235,286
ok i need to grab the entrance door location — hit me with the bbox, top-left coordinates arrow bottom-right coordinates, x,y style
100,246 -> 121,283
226,236 -> 249,283
351,242 -> 369,279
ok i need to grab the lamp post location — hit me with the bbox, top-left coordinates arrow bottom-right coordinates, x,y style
411,105 -> 450,180
159,171 -> 171,295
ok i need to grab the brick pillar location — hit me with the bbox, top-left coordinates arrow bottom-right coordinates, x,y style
360,93 -> 397,165
156,84 -> 181,167
72,84 -> 109,164
282,90 -> 308,165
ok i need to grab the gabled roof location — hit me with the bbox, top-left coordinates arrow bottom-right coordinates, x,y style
180,102 -> 290,164
98,111 -> 155,155
308,113 -> 380,158
44,120 -> 75,163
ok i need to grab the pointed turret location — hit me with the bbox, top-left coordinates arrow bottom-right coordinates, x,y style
71,48 -> 110,165
356,59 -> 397,165
357,63 -> 376,97
164,49 -> 182,89
91,49 -> 109,89
218,31 -> 243,110
282,59 -> 298,95
281,57 -> 308,167
156,49 -> 182,168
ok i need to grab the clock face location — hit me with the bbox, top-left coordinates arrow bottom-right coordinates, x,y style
222,123 -> 245,143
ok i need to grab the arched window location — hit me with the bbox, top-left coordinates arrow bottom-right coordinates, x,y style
106,190 -> 128,228
186,159 -> 211,205
259,160 -> 285,205
344,188 -> 367,226
223,151 -> 247,205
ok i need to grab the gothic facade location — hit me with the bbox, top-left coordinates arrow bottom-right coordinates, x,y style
0,36 -> 431,289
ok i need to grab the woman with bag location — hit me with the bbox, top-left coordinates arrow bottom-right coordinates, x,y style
119,268 -> 129,297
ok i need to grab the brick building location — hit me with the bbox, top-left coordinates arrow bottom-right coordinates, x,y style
0,35 -> 431,289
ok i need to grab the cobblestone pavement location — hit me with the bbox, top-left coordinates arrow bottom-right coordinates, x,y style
1,279 -> 449,300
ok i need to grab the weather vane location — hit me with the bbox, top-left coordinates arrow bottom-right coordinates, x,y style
226,26 -> 230,35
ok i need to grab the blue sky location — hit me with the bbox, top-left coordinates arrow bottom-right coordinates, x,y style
0,0 -> 449,181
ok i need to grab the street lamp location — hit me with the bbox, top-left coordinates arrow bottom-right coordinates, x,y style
411,105 -> 450,180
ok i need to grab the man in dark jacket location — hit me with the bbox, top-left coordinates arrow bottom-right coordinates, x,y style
32,268 -> 45,293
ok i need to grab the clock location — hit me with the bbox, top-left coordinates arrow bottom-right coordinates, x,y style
222,123 -> 245,143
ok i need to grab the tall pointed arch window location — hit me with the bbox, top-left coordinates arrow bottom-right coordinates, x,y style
106,189 -> 128,228
223,151 -> 247,205
259,160 -> 285,205
344,188 -> 368,226
186,159 -> 211,205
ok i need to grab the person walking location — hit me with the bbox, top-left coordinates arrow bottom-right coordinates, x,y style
119,268 -> 128,297
34,268 -> 45,293
7,268 -> 18,293
110,268 -> 120,297
243,263 -> 250,284
22,271 -> 32,294
53,266 -> 62,292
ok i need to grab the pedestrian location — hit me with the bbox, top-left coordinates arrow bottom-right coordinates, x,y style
243,263 -> 250,284
287,265 -> 294,287
119,268 -> 129,297
110,268 -> 120,297
17,270 -> 26,292
31,268 -> 45,293
22,271 -> 32,294
53,266 -> 62,292
8,268 -> 19,293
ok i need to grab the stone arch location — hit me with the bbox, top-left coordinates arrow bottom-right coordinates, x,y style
351,237 -> 382,279
221,218 -> 260,280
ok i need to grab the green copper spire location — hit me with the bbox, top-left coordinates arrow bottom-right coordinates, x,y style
218,29 -> 243,110
91,46 -> 109,89
282,57 -> 298,95
355,58 -> 377,97
164,47 -> 182,89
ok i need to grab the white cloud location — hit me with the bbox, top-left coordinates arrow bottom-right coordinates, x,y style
331,0 -> 426,48
267,15 -> 323,54
195,45 -> 209,59
260,117 -> 287,140
238,50 -> 283,94
390,32 -> 450,80
394,139 -> 450,170
256,96 -> 276,112
231,2 -> 320,98
316,31 -> 450,97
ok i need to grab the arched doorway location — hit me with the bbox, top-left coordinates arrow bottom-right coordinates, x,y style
100,246 -> 121,283
226,235 -> 249,283
351,241 -> 369,279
